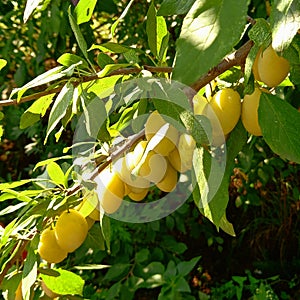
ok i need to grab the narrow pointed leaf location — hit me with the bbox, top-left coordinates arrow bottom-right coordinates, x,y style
146,2 -> 168,59
45,82 -> 74,144
23,0 -> 41,23
10,66 -> 65,101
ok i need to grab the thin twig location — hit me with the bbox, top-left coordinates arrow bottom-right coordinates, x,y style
66,129 -> 145,196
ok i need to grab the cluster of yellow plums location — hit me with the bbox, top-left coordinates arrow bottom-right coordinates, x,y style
37,209 -> 89,264
37,111 -> 196,263
193,44 -> 290,141
92,110 -> 196,215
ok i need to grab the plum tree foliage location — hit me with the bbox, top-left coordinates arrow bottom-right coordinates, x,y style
0,0 -> 300,299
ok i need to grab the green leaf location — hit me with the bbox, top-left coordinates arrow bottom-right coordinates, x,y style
20,94 -> 55,129
0,189 -> 31,202
106,281 -> 122,299
111,0 -> 135,36
46,161 -> 66,187
97,53 -> 114,68
100,215 -> 111,252
219,213 -> 236,236
173,0 -> 249,85
0,272 -> 22,300
104,264 -> 131,281
10,66 -> 65,101
33,155 -> 73,171
80,93 -> 107,138
0,59 -> 7,71
23,0 -> 41,22
0,202 -> 27,216
84,75 -> 123,98
90,42 -> 133,54
45,81 -> 74,144
248,18 -> 272,46
194,121 -> 247,228
143,262 -> 165,278
153,96 -> 209,146
177,256 -> 201,277
40,268 -> 85,296
146,2 -> 169,60
68,7 -> 93,70
259,93 -> 300,163
22,243 -> 38,299
164,261 -> 177,279
85,224 -> 105,251
74,0 -> 97,24
270,0 -> 300,52
111,103 -> 138,132
57,53 -> 89,70
0,179 -> 34,191
74,264 -> 110,270
135,249 -> 150,263
175,277 -> 191,293
98,63 -> 132,78
157,0 -> 195,15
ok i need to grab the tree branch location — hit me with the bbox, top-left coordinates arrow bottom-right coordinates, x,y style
190,40 -> 254,91
0,41 -> 253,107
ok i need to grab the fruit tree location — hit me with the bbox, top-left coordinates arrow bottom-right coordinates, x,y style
0,0 -> 300,299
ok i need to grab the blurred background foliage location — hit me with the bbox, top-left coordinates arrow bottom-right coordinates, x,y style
0,0 -> 300,299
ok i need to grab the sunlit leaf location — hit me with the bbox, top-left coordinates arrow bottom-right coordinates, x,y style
74,0 -> 97,24
89,42 -> 133,54
20,94 -> 55,129
40,268 -> 85,296
173,0 -> 249,85
23,0 -> 41,23
270,0 -> 300,51
57,53 -> 89,70
34,155 -> 73,171
46,161 -> 66,187
0,59 -> 7,71
10,66 -> 65,102
146,2 -> 169,60
111,0 -> 134,36
45,82 -> 74,144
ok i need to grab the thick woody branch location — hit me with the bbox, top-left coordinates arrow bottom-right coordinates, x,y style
190,40 -> 254,91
